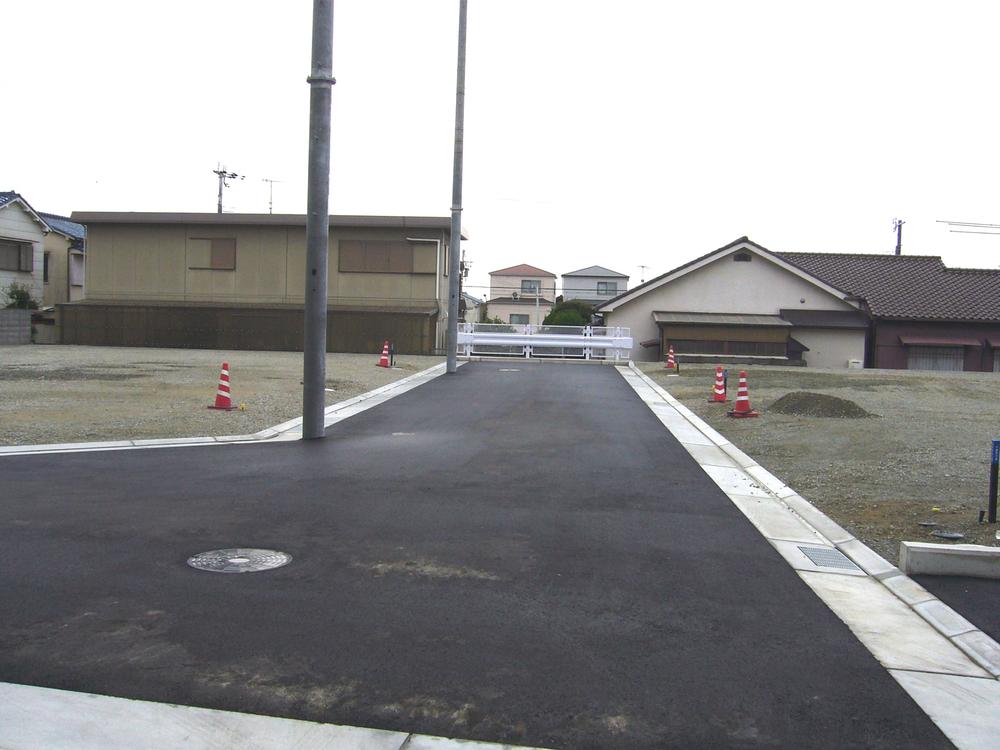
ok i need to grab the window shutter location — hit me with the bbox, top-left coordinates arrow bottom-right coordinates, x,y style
20,244 -> 33,272
210,238 -> 236,270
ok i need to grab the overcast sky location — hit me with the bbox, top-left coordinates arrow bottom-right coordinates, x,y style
7,0 -> 1000,299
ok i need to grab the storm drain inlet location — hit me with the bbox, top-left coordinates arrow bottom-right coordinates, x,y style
797,546 -> 861,571
187,548 -> 292,573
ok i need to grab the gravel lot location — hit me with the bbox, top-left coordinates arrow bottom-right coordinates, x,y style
641,362 -> 1000,563
0,345 -> 442,446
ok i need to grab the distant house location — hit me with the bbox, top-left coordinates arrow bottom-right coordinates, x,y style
779,252 -> 1000,372
485,263 -> 557,325
561,265 -> 629,307
597,237 -> 869,368
460,291 -> 482,323
65,211 -> 463,354
39,213 -> 86,307
0,192 -> 48,304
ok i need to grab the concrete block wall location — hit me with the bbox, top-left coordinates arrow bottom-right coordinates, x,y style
0,309 -> 31,344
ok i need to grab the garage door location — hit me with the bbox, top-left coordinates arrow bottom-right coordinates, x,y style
906,346 -> 964,371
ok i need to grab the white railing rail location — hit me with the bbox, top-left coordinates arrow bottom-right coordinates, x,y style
457,323 -> 633,361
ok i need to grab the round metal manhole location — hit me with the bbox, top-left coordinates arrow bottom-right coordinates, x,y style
187,548 -> 292,573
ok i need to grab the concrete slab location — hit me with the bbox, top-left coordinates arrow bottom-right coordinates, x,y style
838,538 -> 899,579
726,494 -> 826,544
890,670 -> 1000,750
780,493 -> 856,545
701,464 -> 770,498
799,571 -> 989,677
952,630 -> 1000,678
678,443 -> 740,468
901,541 -> 1000,579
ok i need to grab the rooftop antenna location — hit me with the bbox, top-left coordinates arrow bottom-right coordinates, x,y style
261,177 -> 282,214
892,218 -> 905,255
638,264 -> 650,283
213,164 -> 244,213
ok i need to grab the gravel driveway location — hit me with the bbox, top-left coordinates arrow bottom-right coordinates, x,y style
642,362 -> 1000,562
0,345 -> 442,446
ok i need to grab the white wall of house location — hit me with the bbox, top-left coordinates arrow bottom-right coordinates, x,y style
604,250 -> 860,361
489,273 -> 556,301
794,328 -> 866,369
0,203 -> 45,303
486,300 -> 552,326
562,275 -> 625,304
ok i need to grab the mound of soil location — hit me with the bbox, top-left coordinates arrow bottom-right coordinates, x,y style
769,391 -> 875,418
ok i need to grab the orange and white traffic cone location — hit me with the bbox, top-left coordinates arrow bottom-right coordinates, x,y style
208,361 -> 238,411
708,366 -> 729,403
727,371 -> 759,418
376,340 -> 390,368
665,345 -> 676,370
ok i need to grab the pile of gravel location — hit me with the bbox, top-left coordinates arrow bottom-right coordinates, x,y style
769,391 -> 875,419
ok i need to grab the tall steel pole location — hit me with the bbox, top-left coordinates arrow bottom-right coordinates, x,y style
302,0 -> 335,439
445,0 -> 468,374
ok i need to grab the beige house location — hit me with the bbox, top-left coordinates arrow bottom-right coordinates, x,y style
64,212 -> 462,354
597,237 -> 869,368
485,263 -> 556,326
40,213 -> 86,307
0,192 -> 47,304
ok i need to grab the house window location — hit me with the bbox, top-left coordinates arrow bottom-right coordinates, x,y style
521,280 -> 541,295
43,252 -> 50,283
597,281 -> 618,296
733,251 -> 752,262
338,240 -> 414,273
0,240 -> 33,272
510,314 -> 529,325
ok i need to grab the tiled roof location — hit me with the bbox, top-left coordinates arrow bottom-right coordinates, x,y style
0,191 -> 20,208
0,191 -> 52,233
40,212 -> 87,243
489,263 -> 556,277
486,296 -> 555,305
778,252 -> 1000,321
562,265 -> 629,278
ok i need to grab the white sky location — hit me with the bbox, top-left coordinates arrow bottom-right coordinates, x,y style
6,0 -> 1000,300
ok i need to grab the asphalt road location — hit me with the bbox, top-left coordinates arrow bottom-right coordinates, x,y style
0,362 -> 950,749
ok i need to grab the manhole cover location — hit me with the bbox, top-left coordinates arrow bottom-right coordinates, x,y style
797,546 -> 862,571
187,548 -> 292,573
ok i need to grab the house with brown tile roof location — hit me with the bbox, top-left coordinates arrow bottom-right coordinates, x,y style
778,252 -> 1000,371
597,237 -> 1000,371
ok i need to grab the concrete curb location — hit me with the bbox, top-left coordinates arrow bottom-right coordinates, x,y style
624,362 -> 1000,682
900,541 -> 1000,580
0,362 -> 449,457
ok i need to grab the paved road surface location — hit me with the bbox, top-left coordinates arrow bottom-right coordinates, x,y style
0,363 -> 949,748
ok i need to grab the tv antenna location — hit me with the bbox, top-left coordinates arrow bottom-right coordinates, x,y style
262,177 -> 282,214
637,264 -> 650,283
892,218 -> 905,255
213,164 -> 244,213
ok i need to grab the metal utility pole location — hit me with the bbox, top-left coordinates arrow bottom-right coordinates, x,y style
262,178 -> 282,214
302,0 -> 335,440
213,165 -> 243,213
892,218 -> 905,255
445,0 -> 468,374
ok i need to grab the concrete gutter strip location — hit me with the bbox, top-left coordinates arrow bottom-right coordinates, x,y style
0,362 -> 449,457
0,681 -> 552,750
623,362 -> 1000,686
901,542 -> 1000,580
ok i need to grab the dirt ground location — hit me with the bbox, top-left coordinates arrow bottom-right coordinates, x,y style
641,362 -> 1000,563
0,345 -> 442,446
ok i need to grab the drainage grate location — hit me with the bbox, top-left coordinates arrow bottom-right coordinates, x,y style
187,548 -> 292,574
797,546 -> 861,571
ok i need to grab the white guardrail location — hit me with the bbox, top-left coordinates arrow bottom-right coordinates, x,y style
457,323 -> 633,361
